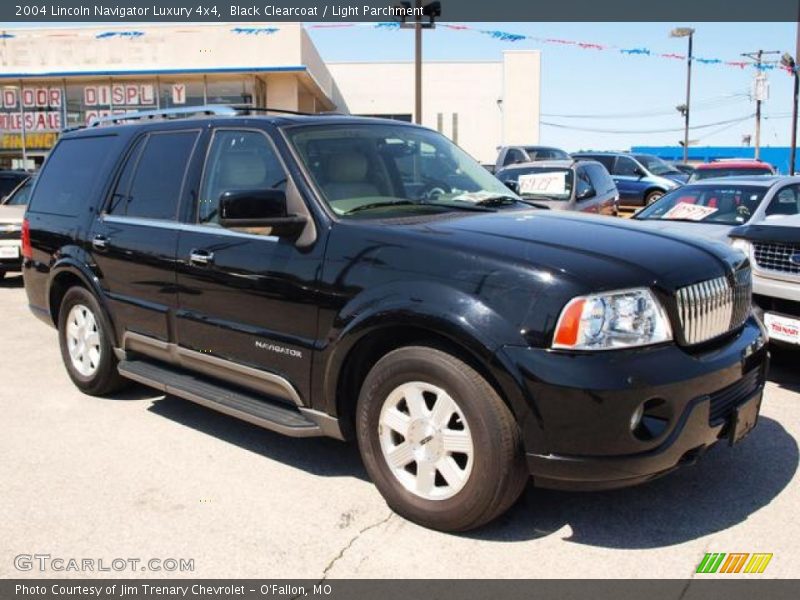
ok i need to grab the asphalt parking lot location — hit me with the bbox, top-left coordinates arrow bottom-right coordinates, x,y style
0,272 -> 797,579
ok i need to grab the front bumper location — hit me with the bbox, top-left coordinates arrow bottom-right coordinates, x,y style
501,317 -> 768,491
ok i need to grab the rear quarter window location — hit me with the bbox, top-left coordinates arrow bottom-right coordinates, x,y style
28,135 -> 120,217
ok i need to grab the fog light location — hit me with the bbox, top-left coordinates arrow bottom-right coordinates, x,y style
630,403 -> 645,431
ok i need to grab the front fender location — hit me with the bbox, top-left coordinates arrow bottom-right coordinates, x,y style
316,280 -> 534,425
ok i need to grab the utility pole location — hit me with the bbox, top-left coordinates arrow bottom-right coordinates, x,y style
414,0 -> 422,125
670,28 -> 694,163
785,10 -> 800,175
398,1 -> 440,125
742,50 -> 781,160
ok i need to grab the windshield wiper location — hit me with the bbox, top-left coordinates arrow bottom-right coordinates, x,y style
344,200 -> 416,215
425,201 -> 497,212
516,198 -> 553,210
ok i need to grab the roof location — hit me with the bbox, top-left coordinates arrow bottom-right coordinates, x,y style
497,159 -> 575,171
695,160 -> 773,170
62,107 -> 422,137
682,175 -> 794,187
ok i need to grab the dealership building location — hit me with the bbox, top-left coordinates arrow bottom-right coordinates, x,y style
0,23 -> 541,168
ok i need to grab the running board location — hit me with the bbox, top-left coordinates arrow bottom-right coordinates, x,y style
118,359 -> 342,439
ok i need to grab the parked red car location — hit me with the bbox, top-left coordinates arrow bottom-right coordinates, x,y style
688,159 -> 775,182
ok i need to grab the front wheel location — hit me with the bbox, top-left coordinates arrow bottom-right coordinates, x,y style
356,346 -> 528,532
645,190 -> 664,205
58,287 -> 128,396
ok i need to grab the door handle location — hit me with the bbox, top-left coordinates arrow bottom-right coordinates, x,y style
92,235 -> 109,251
189,249 -> 214,266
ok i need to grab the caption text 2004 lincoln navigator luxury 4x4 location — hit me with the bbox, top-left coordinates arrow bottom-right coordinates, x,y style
23,106 -> 768,531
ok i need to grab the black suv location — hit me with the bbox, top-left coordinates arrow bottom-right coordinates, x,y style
23,106 -> 768,532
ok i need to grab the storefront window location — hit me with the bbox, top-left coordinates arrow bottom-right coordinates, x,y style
158,80 -> 205,109
205,78 -> 254,106
65,80 -> 158,127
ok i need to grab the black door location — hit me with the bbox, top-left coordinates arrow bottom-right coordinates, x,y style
90,129 -> 200,342
174,128 -> 324,404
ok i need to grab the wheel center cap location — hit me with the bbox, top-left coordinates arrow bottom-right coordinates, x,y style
408,419 -> 443,462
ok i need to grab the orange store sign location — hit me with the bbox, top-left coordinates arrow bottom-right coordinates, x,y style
0,132 -> 59,150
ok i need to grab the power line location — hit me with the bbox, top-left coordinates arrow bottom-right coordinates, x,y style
541,114 -> 754,134
541,94 -> 749,120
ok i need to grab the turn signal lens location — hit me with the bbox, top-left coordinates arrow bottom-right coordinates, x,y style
552,288 -> 672,350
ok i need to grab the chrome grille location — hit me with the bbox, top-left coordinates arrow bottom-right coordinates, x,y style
753,242 -> 800,276
676,268 -> 752,345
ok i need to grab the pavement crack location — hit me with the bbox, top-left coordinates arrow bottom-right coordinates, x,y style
319,511 -> 394,580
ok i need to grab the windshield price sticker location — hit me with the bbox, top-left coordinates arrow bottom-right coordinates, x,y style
661,203 -> 718,221
518,171 -> 568,196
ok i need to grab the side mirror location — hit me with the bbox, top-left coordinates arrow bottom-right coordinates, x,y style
634,167 -> 647,178
219,189 -> 306,235
503,179 -> 519,194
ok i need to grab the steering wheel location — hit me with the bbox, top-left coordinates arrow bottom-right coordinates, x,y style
417,177 -> 452,202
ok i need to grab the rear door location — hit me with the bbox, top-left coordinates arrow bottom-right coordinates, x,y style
611,156 -> 646,204
90,129 -> 200,342
174,127 -> 324,405
574,166 -> 599,213
584,163 -> 618,215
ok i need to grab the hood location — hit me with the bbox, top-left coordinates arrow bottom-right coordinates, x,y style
403,210 -> 743,293
0,204 -> 24,223
664,172 -> 690,184
731,214 -> 800,244
630,219 -> 734,244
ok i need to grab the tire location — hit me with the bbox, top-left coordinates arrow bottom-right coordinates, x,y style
356,346 -> 528,532
57,286 -> 128,396
645,190 -> 664,205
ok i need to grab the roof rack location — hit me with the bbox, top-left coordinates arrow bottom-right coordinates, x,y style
85,104 -> 337,128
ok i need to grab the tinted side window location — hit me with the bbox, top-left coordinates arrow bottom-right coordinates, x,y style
0,175 -> 25,198
198,130 -> 287,225
581,155 -> 615,171
29,136 -> 119,216
766,185 -> 800,216
107,137 -> 145,215
503,149 -> 524,166
585,164 -> 615,194
575,168 -> 594,198
110,131 -> 198,220
4,179 -> 32,206
614,156 -> 639,176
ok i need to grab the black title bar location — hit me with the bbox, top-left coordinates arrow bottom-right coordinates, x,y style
2,0 -> 800,22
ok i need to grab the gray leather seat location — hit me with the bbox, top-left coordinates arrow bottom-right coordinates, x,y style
323,151 -> 381,201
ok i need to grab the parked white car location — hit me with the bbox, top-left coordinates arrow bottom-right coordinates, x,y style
631,176 -> 800,242
0,176 -> 32,280
730,214 -> 800,348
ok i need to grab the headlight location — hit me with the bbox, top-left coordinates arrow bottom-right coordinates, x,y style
730,237 -> 752,259
552,288 -> 672,350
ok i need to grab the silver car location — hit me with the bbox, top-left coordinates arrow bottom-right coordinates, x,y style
0,176 -> 32,280
631,176 -> 800,243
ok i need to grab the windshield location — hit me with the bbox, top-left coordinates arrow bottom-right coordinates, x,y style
497,167 -> 573,200
3,178 -> 32,206
635,184 -> 767,225
285,123 -> 521,218
634,154 -> 679,176
688,167 -> 773,182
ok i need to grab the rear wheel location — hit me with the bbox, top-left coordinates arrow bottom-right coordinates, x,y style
356,346 -> 528,532
58,287 -> 128,396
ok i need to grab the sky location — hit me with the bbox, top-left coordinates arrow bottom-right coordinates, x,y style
5,21 -> 798,152
306,22 -> 799,152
